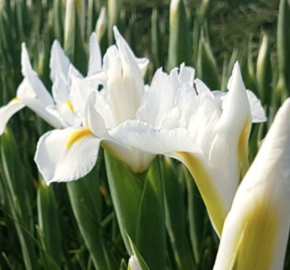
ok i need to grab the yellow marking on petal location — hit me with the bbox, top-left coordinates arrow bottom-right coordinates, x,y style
12,97 -> 19,102
238,118 -> 251,179
66,100 -> 74,112
66,128 -> 93,148
232,198 -> 278,270
176,152 -> 226,235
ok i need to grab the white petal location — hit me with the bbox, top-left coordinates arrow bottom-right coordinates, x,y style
246,90 -> 267,123
21,43 -> 54,106
103,42 -> 144,124
52,75 -> 70,104
103,139 -> 155,173
179,64 -> 195,86
0,99 -> 25,135
50,40 -> 71,82
24,99 -> 62,129
35,127 -> 100,184
214,98 -> 290,270
16,78 -> 36,100
46,104 -> 81,128
109,119 -> 197,154
70,77 -> 96,118
194,78 -> 212,95
113,26 -> 149,74
84,92 -> 108,137
87,32 -> 102,76
213,62 -> 250,140
137,69 -> 175,129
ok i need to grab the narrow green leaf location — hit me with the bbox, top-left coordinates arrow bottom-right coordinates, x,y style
37,176 -> 62,265
67,165 -> 113,270
256,34 -> 272,108
0,128 -> 39,270
168,0 -> 191,70
104,150 -> 144,253
181,165 -> 206,265
196,34 -> 219,89
151,8 -> 163,68
161,157 -> 195,270
127,234 -> 150,270
277,0 -> 290,96
135,158 -> 166,270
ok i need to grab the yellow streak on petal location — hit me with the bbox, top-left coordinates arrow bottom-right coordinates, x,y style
66,100 -> 74,112
12,97 -> 19,102
238,118 -> 251,179
176,151 -> 226,235
233,199 -> 278,270
66,128 -> 93,148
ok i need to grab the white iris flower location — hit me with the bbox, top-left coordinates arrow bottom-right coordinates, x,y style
34,28 -> 155,184
109,62 -> 266,235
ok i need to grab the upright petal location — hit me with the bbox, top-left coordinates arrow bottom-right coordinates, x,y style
214,98 -> 290,270
87,32 -> 102,76
35,127 -> 100,184
113,26 -> 149,74
0,99 -> 25,135
21,43 -> 54,106
50,40 -> 71,82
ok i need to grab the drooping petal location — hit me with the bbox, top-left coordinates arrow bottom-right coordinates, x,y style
102,139 -> 155,173
87,32 -> 102,76
35,127 -> 100,184
46,104 -> 81,128
214,98 -> 290,270
24,99 -> 62,129
109,119 -> 196,155
21,43 -> 54,106
0,99 -> 25,135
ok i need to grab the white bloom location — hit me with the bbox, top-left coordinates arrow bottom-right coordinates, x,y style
109,62 -> 266,235
214,98 -> 290,270
35,28 -> 154,184
0,44 -> 62,135
0,33 -> 102,135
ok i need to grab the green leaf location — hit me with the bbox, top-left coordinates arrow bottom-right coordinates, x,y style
181,165 -> 206,265
277,0 -> 290,97
105,150 -> 144,253
256,34 -> 272,109
135,158 -> 166,270
37,176 -> 62,265
168,0 -> 191,70
151,8 -> 163,68
127,234 -> 150,270
0,128 -> 39,270
161,157 -> 195,270
196,34 -> 219,90
67,165 -> 114,270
